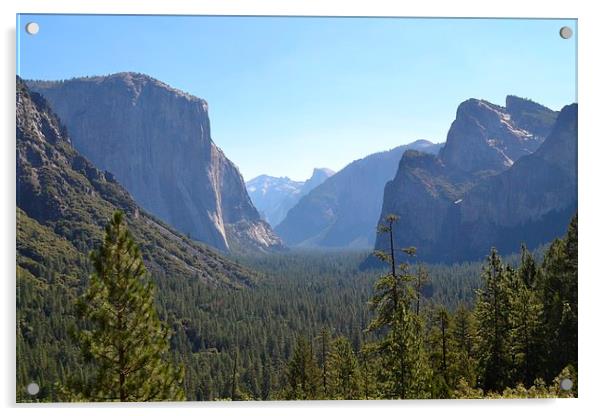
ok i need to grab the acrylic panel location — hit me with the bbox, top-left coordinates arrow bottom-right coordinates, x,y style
16,14 -> 577,402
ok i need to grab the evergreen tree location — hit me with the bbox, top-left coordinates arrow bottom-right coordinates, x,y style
415,264 -> 430,315
326,337 -> 361,399
230,349 -> 239,400
368,214 -> 429,399
508,246 -> 545,386
316,327 -> 331,397
539,214 -> 578,379
285,337 -> 320,400
62,211 -> 184,401
474,248 -> 512,392
450,304 -> 477,388
358,349 -> 377,400
427,306 -> 452,398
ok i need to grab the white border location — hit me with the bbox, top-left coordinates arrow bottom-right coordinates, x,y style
2,1 -> 601,415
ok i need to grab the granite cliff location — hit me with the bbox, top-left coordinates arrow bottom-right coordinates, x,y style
17,77 -> 257,287
373,97 -> 575,263
28,73 -> 282,252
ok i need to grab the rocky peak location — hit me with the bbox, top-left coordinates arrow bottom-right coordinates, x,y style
439,97 -> 555,175
302,168 -> 335,193
371,96 -> 575,263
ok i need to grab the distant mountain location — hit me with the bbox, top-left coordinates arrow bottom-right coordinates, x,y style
16,77 -> 256,288
27,73 -> 282,253
300,168 -> 336,195
246,168 -> 334,227
275,140 -> 443,248
372,96 -> 574,263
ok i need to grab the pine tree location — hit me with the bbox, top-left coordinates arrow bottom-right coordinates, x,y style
474,248 -> 512,392
508,246 -> 545,386
316,327 -> 331,397
427,306 -> 452,398
230,349 -> 239,400
285,337 -> 320,400
368,214 -> 429,399
450,304 -> 477,387
539,214 -> 578,379
415,264 -> 430,315
326,337 -> 361,399
62,211 -> 184,401
358,349 -> 377,400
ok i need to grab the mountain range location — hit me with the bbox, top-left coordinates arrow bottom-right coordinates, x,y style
27,73 -> 282,253
373,96 -> 576,263
246,168 -> 334,227
23,71 -> 577,264
275,140 -> 443,249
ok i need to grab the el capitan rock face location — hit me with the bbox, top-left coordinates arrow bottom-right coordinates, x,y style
276,140 -> 443,249
27,73 -> 282,252
16,77 -> 257,288
373,97 -> 575,263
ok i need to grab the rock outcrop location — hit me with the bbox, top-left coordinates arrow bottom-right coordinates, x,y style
440,103 -> 578,261
439,98 -> 551,175
27,73 -> 282,252
373,97 -> 575,263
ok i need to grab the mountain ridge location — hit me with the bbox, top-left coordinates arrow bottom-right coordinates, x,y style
275,140 -> 443,249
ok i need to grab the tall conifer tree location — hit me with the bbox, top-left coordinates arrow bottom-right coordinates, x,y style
326,337 -> 361,399
63,211 -> 184,401
474,248 -> 512,392
368,214 -> 428,399
285,337 -> 320,400
450,304 -> 477,387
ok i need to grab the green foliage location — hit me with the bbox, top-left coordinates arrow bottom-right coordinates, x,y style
474,249 -> 513,391
365,215 -> 430,399
17,210 -> 578,401
427,306 -> 452,398
325,337 -> 361,399
284,337 -> 320,400
539,215 -> 578,379
508,246 -> 546,385
449,304 -> 477,387
61,212 -> 184,401
453,366 -> 577,399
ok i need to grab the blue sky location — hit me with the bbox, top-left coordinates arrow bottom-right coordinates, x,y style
17,15 -> 576,181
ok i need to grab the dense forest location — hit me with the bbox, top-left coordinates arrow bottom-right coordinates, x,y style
17,209 -> 577,401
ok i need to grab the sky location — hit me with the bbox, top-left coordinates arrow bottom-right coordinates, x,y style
17,15 -> 577,181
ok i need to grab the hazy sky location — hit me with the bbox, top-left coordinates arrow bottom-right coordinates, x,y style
17,15 -> 577,181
